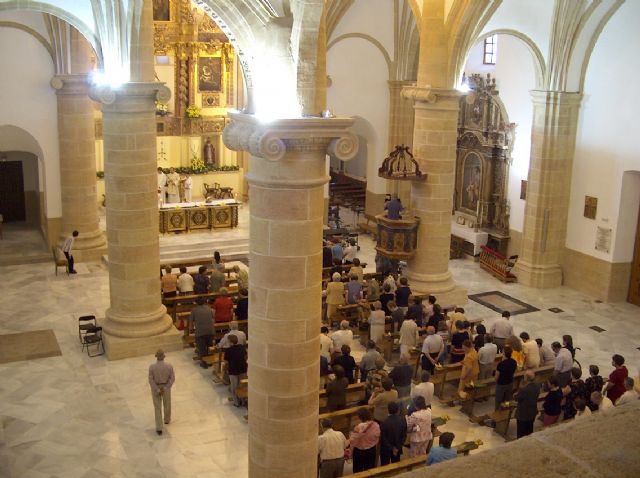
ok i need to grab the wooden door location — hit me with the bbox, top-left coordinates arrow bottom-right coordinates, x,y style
0,161 -> 26,222
628,204 -> 640,306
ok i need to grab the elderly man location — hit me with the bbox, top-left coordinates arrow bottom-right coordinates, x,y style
616,378 -> 639,406
458,340 -> 479,397
520,332 -> 540,369
489,311 -> 513,352
399,313 -> 419,357
330,320 -> 353,351
389,354 -> 413,404
552,341 -> 573,387
209,268 -> 226,294
360,340 -> 383,383
478,334 -> 498,379
515,370 -> 540,438
325,273 -> 346,323
421,326 -> 443,375
190,297 -> 215,367
318,418 -> 348,478
148,349 -> 175,435
411,371 -> 434,408
232,265 -> 249,291
225,335 -> 247,407
218,321 -> 247,348
590,391 -> 614,413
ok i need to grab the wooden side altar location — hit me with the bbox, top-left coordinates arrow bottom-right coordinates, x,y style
159,199 -> 240,233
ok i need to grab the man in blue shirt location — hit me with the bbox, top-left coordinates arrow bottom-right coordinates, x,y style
427,432 -> 457,466
385,194 -> 403,219
331,241 -> 344,263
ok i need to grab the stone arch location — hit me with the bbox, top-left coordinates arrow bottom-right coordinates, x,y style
0,21 -> 55,61
327,33 -> 392,78
0,1 -> 101,64
460,29 -> 546,89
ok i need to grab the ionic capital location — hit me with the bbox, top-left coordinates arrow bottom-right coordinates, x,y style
88,82 -> 171,110
50,74 -> 91,96
402,86 -> 460,109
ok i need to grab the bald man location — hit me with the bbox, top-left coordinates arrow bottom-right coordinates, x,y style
514,370 -> 540,438
149,349 -> 175,435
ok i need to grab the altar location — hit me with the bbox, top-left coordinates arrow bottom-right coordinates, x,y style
159,199 -> 240,233
451,220 -> 488,256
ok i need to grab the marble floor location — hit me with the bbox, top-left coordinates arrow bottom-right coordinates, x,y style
1,206 -> 639,478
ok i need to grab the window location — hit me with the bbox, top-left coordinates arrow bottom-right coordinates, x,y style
483,35 -> 497,65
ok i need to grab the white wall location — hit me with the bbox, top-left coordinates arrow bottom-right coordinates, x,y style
568,0 -> 640,263
464,34 -> 536,233
327,0 -> 394,194
0,23 -> 60,218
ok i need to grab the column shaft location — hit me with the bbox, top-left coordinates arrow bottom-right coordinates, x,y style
403,88 -> 466,305
53,75 -> 106,258
91,82 -> 179,359
514,90 -> 582,287
223,113 -> 358,478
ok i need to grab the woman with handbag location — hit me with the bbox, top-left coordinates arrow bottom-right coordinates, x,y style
349,408 -> 380,472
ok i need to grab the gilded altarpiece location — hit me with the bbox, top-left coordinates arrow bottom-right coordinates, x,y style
455,74 -> 514,253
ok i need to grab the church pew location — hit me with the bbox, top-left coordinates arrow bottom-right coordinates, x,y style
319,383 -> 366,412
183,320 -> 248,353
435,354 -> 504,400
460,364 -> 555,417
318,405 -> 375,435
163,290 -> 240,320
347,441 -> 481,478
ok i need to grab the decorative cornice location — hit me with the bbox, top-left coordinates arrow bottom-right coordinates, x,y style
530,90 -> 583,106
222,112 -> 359,162
401,86 -> 460,104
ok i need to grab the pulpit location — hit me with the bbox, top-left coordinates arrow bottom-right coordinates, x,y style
375,214 -> 420,260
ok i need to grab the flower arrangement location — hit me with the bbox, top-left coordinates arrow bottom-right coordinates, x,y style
186,105 -> 201,118
155,101 -> 169,116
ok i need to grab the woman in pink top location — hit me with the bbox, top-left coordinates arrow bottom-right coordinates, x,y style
406,396 -> 432,457
349,407 -> 380,472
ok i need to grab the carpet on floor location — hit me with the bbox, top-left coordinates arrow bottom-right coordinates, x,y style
468,291 -> 539,316
0,329 -> 62,364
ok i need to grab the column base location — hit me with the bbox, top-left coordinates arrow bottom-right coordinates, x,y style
102,324 -> 182,360
404,270 -> 468,307
513,260 -> 563,288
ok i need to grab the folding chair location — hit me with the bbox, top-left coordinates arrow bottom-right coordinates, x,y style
78,315 -> 97,343
81,326 -> 104,357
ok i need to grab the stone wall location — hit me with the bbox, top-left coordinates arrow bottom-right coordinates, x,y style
397,401 -> 640,478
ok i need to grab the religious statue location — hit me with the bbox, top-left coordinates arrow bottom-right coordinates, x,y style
203,138 -> 216,167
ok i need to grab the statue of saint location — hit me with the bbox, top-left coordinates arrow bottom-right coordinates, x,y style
203,138 -> 216,166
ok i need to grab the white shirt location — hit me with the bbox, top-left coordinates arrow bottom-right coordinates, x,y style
421,334 -> 443,355
344,245 -> 357,262
489,318 -> 513,339
399,319 -> 418,347
330,329 -> 353,351
478,342 -> 498,365
184,176 -> 192,189
318,428 -> 347,461
575,407 -> 592,419
522,340 -> 540,368
411,382 -> 434,407
177,273 -> 194,293
383,275 -> 397,294
320,334 -> 333,361
63,236 -> 74,254
540,344 -> 556,365
554,348 -> 573,373
616,390 -> 639,406
219,330 -> 247,348
157,172 -> 167,188
599,396 -> 614,412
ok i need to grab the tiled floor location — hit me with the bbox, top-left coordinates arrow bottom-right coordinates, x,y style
0,208 -> 638,478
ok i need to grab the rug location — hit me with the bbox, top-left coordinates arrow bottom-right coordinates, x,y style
0,329 -> 62,364
468,291 -> 539,316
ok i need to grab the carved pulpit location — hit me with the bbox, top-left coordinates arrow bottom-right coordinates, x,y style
454,73 -> 514,255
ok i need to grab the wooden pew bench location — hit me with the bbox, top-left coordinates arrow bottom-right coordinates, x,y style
436,354 -> 504,401
479,245 -> 517,282
319,383 -> 366,412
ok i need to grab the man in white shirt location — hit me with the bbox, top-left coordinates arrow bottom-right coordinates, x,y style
218,322 -> 247,348
320,326 -> 333,361
520,332 -> 540,369
62,230 -> 79,274
399,315 -> 419,356
411,370 -> 434,408
318,418 -> 348,478
552,341 -> 573,387
343,240 -> 357,264
478,334 -> 498,379
177,267 -> 194,294
616,378 -> 639,406
330,320 -> 353,351
536,338 -> 556,365
489,311 -> 513,352
421,326 -> 443,374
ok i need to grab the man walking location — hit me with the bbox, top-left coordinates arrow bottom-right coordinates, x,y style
62,230 -> 79,274
515,371 -> 540,438
148,349 -> 175,435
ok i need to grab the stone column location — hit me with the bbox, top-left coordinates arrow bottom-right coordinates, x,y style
51,75 -> 106,260
388,79 -> 416,205
401,87 -> 467,306
513,91 -> 582,288
90,82 -> 181,359
223,113 -> 358,478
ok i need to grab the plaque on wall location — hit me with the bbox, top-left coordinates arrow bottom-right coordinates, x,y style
202,93 -> 220,108
584,196 -> 598,220
595,226 -> 612,253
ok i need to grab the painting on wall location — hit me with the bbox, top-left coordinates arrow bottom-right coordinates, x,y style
153,0 -> 170,21
198,57 -> 222,92
584,196 -> 598,220
461,152 -> 482,212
